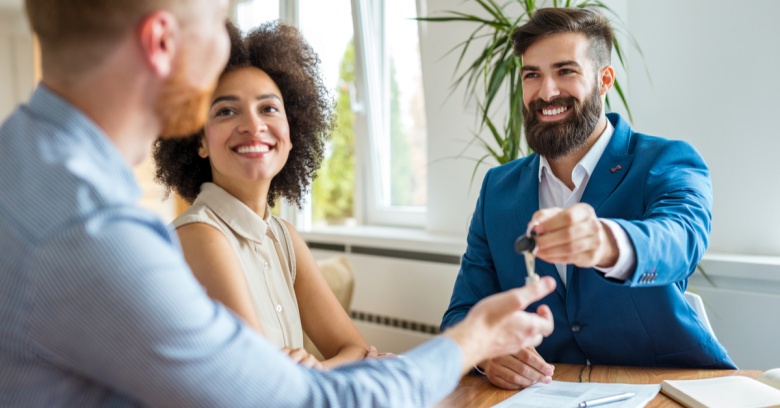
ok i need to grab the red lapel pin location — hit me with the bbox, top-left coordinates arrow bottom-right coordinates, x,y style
610,165 -> 622,173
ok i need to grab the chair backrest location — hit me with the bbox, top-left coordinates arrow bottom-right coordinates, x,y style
684,291 -> 717,339
303,255 -> 356,360
315,255 -> 355,311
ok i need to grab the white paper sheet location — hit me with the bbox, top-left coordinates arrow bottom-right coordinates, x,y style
491,380 -> 661,408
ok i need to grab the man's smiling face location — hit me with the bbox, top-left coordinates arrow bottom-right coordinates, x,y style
520,32 -> 606,159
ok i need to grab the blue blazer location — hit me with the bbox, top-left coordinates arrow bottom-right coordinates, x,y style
442,113 -> 735,369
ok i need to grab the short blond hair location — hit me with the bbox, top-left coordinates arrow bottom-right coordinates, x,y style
25,0 -> 191,76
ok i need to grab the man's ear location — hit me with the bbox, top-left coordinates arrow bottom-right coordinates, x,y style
138,11 -> 179,77
599,65 -> 615,96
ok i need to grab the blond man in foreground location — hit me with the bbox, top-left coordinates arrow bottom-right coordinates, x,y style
0,1 -> 555,406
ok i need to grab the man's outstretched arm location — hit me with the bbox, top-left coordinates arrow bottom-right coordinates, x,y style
27,214 -> 555,407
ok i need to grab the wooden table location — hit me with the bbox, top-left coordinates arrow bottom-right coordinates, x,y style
436,364 -> 762,407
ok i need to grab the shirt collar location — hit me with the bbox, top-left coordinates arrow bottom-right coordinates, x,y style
537,119 -> 615,184
193,182 -> 274,243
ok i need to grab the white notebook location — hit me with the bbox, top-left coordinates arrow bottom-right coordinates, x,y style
661,369 -> 780,408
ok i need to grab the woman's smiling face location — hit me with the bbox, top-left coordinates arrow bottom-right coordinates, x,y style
199,66 -> 292,190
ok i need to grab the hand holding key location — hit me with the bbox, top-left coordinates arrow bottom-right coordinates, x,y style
526,204 -> 619,269
515,228 -> 540,284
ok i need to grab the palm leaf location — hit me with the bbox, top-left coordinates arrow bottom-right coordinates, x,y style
480,108 -> 503,147
469,153 -> 493,188
482,48 -> 513,120
611,78 -> 632,121
475,0 -> 511,26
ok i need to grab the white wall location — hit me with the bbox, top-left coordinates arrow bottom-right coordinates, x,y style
420,0 -> 780,258
624,0 -> 780,256
419,0 -> 487,235
0,9 -> 34,121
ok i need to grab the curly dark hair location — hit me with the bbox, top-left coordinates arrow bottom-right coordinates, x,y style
153,20 -> 332,207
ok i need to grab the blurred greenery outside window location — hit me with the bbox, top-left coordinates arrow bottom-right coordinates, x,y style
310,39 -> 356,225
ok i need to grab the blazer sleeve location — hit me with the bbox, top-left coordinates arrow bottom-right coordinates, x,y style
441,169 -> 505,330
612,139 -> 712,287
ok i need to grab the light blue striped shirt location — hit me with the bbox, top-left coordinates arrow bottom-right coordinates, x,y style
0,86 -> 463,407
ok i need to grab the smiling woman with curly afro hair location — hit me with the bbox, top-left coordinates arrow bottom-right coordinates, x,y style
151,21 -> 373,368
153,20 -> 331,207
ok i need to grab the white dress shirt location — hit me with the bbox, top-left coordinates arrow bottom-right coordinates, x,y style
537,120 -> 636,286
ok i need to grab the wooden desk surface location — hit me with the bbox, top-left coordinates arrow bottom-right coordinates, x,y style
436,364 -> 762,407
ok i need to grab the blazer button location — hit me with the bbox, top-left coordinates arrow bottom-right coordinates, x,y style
570,323 -> 582,334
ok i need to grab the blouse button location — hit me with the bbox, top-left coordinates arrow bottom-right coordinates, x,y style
263,261 -> 269,271
275,304 -> 282,313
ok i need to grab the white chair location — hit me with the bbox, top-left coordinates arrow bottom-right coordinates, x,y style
684,291 -> 717,339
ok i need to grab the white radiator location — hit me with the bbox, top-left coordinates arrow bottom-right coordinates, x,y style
310,247 -> 460,354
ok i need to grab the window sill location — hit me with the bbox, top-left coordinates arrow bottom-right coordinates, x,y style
300,225 -> 466,257
698,253 -> 780,283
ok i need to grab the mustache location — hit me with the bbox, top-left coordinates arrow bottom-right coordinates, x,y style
522,84 -> 602,160
528,96 -> 579,112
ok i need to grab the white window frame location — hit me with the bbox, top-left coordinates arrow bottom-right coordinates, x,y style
232,0 -> 429,229
350,0 -> 426,228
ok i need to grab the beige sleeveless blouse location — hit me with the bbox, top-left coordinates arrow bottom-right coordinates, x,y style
173,182 -> 303,349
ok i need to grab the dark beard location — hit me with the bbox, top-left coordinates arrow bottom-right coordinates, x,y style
522,83 -> 602,159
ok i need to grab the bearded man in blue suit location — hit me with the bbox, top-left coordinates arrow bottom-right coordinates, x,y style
441,7 -> 736,390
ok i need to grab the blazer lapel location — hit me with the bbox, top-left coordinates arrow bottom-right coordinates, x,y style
580,114 -> 636,212
515,156 -> 540,231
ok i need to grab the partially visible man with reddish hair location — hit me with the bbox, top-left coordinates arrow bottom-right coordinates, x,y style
0,1 -> 556,406
25,0 -> 228,143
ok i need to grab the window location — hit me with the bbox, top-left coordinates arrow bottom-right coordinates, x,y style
232,0 -> 429,229
353,0 -> 428,227
299,0 -> 357,227
235,0 -> 280,31
384,1 -> 428,211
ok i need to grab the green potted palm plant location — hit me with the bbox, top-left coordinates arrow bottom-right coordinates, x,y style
419,0 -> 642,180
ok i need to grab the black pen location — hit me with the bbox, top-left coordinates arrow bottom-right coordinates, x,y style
577,392 -> 635,407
